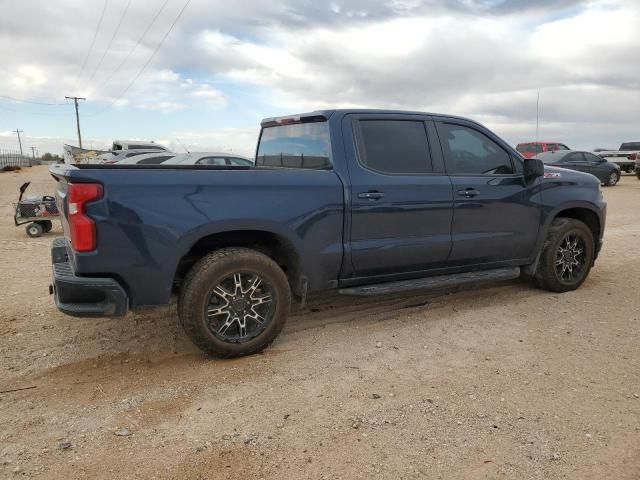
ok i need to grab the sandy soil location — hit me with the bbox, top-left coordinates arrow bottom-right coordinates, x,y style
0,165 -> 638,480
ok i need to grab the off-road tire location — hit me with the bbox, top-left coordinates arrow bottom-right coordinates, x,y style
535,218 -> 594,293
26,222 -> 43,238
178,247 -> 291,358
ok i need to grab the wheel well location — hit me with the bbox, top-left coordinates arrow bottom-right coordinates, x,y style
555,208 -> 600,243
174,230 -> 301,294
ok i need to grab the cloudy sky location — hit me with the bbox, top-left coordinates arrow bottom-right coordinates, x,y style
0,0 -> 638,156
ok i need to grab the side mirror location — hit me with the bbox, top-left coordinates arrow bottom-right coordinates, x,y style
524,158 -> 544,181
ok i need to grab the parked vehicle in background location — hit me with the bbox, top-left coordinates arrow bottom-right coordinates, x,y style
99,149 -> 176,164
536,150 -> 621,186
49,109 -> 606,358
111,140 -> 169,152
593,148 -> 613,153
162,152 -> 253,166
516,141 -> 570,159
116,152 -> 177,165
635,156 -> 640,180
597,142 -> 640,173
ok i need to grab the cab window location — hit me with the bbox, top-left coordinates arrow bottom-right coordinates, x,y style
438,123 -> 513,175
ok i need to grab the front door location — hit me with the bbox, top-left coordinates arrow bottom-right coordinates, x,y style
435,120 -> 541,265
344,115 -> 454,278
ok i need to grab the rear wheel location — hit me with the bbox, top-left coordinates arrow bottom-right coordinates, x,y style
26,222 -> 43,238
37,220 -> 53,232
535,218 -> 594,293
605,171 -> 620,186
178,248 -> 291,358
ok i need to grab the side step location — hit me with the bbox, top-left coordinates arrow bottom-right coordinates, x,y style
338,267 -> 520,297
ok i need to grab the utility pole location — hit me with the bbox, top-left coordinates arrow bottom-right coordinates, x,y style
13,129 -> 23,155
65,96 -> 86,148
30,146 -> 37,167
535,91 -> 540,145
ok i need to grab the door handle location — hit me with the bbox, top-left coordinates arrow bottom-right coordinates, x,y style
358,191 -> 385,200
457,188 -> 480,198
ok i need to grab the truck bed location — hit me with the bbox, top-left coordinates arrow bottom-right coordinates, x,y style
50,163 -> 345,308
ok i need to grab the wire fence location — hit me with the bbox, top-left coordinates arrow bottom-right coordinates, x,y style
0,149 -> 32,169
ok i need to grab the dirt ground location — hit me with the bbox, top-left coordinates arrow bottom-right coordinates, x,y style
0,165 -> 638,480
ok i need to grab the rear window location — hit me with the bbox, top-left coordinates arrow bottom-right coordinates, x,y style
256,122 -> 331,170
129,144 -> 163,150
620,142 -> 640,151
137,155 -> 173,164
229,158 -> 253,166
196,157 -> 227,166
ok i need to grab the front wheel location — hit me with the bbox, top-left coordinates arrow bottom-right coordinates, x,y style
605,171 -> 620,186
178,248 -> 291,358
535,218 -> 594,293
26,222 -> 43,238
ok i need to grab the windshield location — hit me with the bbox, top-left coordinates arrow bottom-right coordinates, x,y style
256,122 -> 332,170
620,142 -> 640,151
516,144 -> 538,154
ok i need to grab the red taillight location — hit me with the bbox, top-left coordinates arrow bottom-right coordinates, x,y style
68,183 -> 103,252
627,153 -> 637,161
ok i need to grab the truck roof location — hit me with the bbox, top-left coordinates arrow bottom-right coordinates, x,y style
260,109 -> 476,127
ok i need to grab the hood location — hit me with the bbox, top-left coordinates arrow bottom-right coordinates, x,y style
543,165 -> 600,186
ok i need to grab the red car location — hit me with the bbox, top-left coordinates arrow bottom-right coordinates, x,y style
516,142 -> 570,159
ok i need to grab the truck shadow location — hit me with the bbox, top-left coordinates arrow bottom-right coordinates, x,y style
286,279 -> 540,335
36,278 -> 550,381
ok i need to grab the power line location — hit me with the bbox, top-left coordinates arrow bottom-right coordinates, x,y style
93,0 -> 191,115
97,0 -> 171,92
0,95 -> 68,106
72,0 -> 110,92
83,0 -> 133,91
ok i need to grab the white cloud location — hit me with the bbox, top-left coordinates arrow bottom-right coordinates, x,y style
0,0 -> 639,151
11,65 -> 47,90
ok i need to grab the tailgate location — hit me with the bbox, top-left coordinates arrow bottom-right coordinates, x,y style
50,164 -> 73,243
600,152 -> 635,161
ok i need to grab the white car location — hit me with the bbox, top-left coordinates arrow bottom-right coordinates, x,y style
162,152 -> 253,166
99,149 -> 175,164
116,152 -> 177,165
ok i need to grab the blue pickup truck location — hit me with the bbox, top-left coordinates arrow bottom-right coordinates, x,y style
50,109 -> 606,357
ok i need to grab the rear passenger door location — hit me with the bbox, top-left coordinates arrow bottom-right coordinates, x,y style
343,114 -> 453,278
435,119 -> 541,265
561,152 -> 589,173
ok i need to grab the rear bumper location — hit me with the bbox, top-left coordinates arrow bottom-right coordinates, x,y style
611,161 -> 634,170
50,237 -> 128,317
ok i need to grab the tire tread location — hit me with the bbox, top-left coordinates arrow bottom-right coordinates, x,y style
178,247 -> 290,358
535,217 -> 594,293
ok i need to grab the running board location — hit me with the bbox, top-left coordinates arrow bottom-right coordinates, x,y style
338,267 -> 520,297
